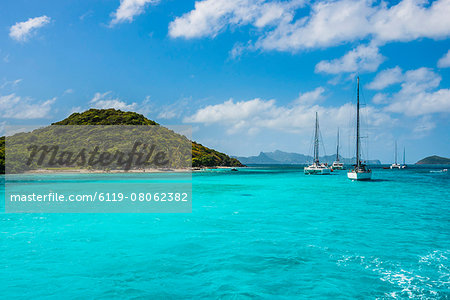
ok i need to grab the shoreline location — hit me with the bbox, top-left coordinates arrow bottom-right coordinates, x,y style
15,166 -> 243,175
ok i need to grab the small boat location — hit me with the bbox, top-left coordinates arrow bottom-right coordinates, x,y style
348,77 -> 372,181
304,112 -> 331,175
390,141 -> 401,169
231,168 -> 238,171
401,147 -> 407,169
331,128 -> 344,170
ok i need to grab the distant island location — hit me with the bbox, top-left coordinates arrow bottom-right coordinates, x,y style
235,150 -> 381,165
0,109 -> 243,174
415,155 -> 450,165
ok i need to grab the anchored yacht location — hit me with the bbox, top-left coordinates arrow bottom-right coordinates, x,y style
390,141 -> 401,169
331,128 -> 344,170
347,77 -> 372,181
304,112 -> 331,175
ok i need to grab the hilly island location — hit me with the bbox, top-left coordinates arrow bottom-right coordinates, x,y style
0,109 -> 243,174
415,155 -> 450,165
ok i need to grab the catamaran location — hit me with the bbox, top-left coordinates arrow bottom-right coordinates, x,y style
347,77 -> 372,181
401,147 -> 407,169
304,112 -> 331,175
390,141 -> 401,169
331,128 -> 344,170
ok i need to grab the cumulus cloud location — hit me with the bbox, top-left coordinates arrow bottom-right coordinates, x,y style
295,87 -> 325,105
366,66 -> 403,90
184,87 -> 392,135
170,0 -> 450,53
87,92 -> 154,116
9,16 -> 51,42
372,93 -> 388,104
110,0 -> 160,25
0,94 -> 55,119
169,0 -> 303,39
315,44 -> 385,74
90,91 -> 138,110
383,67 -> 450,116
437,50 -> 450,68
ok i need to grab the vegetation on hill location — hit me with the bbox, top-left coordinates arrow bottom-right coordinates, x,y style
52,109 -> 158,126
0,109 -> 243,173
192,142 -> 243,168
0,136 -> 4,174
415,155 -> 450,165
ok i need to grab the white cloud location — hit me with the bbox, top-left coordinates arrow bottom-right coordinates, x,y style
295,87 -> 325,105
156,98 -> 192,120
184,88 -> 392,135
110,0 -> 160,25
383,67 -> 450,116
171,0 -> 450,53
0,79 -> 22,89
437,50 -> 450,68
261,0 -> 450,51
69,106 -> 83,114
87,92 -> 154,116
366,66 -> 403,90
90,91 -> 138,110
229,41 -> 254,59
372,93 -> 388,104
63,88 -> 74,95
315,44 -> 385,74
169,0 -> 303,39
9,16 -> 51,42
0,94 -> 55,119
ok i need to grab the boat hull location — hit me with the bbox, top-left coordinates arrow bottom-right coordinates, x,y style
331,164 -> 344,170
304,167 -> 331,175
347,170 -> 372,181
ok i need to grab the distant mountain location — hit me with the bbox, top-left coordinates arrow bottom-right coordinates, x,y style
235,150 -> 381,165
415,155 -> 450,165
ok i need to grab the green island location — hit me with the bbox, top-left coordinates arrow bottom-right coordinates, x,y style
0,109 -> 244,174
415,155 -> 450,165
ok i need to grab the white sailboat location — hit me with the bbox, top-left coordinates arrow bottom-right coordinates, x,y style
390,141 -> 401,169
401,147 -> 407,169
331,128 -> 344,170
304,112 -> 331,175
347,77 -> 372,181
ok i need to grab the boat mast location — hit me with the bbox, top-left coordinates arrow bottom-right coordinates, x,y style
336,128 -> 340,162
356,77 -> 360,169
403,147 -> 405,165
395,141 -> 398,164
314,112 -> 319,164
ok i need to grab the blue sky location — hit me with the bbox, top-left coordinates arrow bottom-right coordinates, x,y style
1,0 -> 449,163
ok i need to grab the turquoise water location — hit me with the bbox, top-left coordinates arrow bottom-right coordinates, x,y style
1,166 -> 449,298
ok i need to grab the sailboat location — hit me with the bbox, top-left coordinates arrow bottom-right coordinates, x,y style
401,147 -> 407,169
331,128 -> 344,170
304,112 -> 331,175
390,141 -> 401,169
347,77 -> 372,181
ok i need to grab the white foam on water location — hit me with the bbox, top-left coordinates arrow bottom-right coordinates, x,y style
336,250 -> 450,298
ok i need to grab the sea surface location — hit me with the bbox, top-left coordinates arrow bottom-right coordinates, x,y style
1,165 -> 449,299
